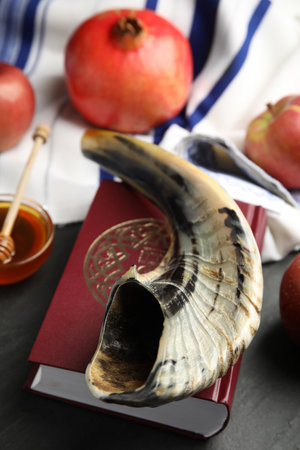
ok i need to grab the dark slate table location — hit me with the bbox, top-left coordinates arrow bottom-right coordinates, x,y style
1,223 -> 299,450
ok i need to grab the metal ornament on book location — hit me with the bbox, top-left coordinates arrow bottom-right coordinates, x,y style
84,218 -> 171,306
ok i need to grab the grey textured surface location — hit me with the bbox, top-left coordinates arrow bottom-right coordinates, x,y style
0,223 -> 299,450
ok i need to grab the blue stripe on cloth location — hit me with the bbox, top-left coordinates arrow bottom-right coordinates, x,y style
153,109 -> 187,144
152,0 -> 219,144
14,0 -> 42,69
26,0 -> 52,76
0,0 -> 27,63
0,0 -> 18,61
100,169 -> 115,181
189,0 -> 219,79
188,0 -> 271,129
145,0 -> 158,9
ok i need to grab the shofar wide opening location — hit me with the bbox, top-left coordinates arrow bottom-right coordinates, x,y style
94,280 -> 164,393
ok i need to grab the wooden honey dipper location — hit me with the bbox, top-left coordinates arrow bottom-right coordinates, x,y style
0,124 -> 50,263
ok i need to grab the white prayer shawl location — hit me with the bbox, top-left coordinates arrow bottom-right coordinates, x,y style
0,0 -> 300,262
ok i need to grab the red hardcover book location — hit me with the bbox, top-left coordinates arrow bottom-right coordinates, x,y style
26,180 -> 267,439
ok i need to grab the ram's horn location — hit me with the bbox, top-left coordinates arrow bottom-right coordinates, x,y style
81,129 -> 263,407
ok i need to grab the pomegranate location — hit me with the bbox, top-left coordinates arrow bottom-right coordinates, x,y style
280,253 -> 300,347
64,9 -> 193,134
0,62 -> 35,152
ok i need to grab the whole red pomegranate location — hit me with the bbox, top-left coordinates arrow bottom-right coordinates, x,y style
280,253 -> 300,347
0,62 -> 35,151
64,9 -> 193,133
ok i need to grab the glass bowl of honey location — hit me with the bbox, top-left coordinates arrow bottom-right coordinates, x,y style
0,195 -> 54,284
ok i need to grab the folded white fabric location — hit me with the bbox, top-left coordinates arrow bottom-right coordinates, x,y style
0,0 -> 299,262
159,124 -> 300,263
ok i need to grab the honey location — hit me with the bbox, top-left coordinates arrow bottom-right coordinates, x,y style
0,196 -> 54,285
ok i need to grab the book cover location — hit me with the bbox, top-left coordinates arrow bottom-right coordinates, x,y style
26,180 -> 267,439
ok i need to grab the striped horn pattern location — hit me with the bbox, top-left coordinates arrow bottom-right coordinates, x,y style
81,129 -> 263,407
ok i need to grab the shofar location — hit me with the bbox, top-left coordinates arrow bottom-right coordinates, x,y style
81,129 -> 263,407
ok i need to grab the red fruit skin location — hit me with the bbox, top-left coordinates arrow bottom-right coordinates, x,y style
0,62 -> 35,151
280,253 -> 300,347
65,9 -> 193,134
244,95 -> 300,189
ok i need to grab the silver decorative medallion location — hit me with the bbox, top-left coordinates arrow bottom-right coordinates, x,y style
84,218 -> 170,306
